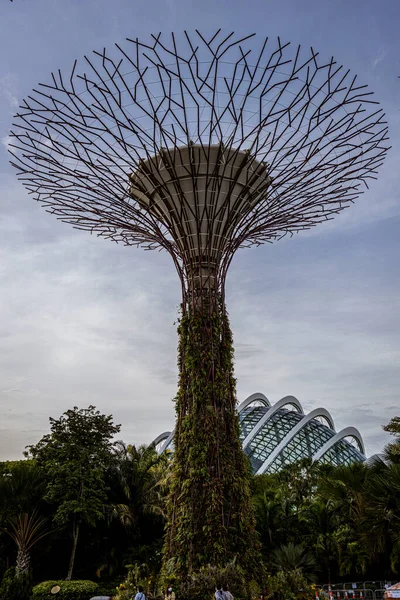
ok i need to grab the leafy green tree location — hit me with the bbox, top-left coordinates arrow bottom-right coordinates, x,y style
25,406 -> 120,580
383,416 -> 400,463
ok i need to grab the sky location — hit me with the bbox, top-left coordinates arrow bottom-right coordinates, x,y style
0,0 -> 399,461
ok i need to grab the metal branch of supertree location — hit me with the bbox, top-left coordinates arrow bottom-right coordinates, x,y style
10,30 -> 389,303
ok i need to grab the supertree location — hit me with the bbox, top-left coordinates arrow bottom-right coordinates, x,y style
9,31 -> 389,580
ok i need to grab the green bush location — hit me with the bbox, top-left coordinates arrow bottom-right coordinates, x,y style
267,569 -> 314,600
178,561 -> 247,600
0,567 -> 32,600
31,579 -> 99,600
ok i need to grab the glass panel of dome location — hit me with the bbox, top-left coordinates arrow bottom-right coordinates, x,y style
266,419 -> 334,473
244,408 -> 303,471
239,405 -> 269,441
318,439 -> 365,467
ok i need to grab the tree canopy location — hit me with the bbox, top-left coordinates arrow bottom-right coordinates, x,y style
25,406 -> 120,580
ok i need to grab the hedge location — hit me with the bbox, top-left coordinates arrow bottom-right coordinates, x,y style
31,580 -> 99,600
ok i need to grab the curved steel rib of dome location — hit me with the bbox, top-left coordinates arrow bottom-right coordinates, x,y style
154,393 -> 366,473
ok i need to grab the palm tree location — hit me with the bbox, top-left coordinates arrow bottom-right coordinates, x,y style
5,511 -> 48,574
253,489 -> 294,552
332,525 -> 369,576
272,542 -> 317,581
301,498 -> 339,577
110,442 -> 170,530
318,462 -> 369,524
363,463 -> 400,572
0,461 -> 48,575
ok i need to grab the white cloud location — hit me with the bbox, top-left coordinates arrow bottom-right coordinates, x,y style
1,135 -> 13,152
371,47 -> 387,70
0,74 -> 19,111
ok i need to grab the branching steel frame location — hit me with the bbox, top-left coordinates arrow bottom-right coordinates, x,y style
9,30 -> 389,307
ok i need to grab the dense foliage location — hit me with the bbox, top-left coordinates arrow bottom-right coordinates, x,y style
252,457 -> 400,585
0,567 -> 32,600
0,406 -> 399,600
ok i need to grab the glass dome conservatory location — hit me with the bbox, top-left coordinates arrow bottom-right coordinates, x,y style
153,393 -> 366,474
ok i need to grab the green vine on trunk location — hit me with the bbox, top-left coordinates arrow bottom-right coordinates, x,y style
163,297 -> 260,583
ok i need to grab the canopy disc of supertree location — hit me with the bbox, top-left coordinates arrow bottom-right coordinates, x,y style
8,30 -> 390,582
9,30 -> 389,302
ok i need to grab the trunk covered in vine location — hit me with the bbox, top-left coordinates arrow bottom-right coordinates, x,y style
163,297 -> 259,579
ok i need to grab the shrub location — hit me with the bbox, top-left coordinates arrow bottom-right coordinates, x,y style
0,567 -> 32,600
267,569 -> 314,600
178,561 -> 247,600
31,579 -> 99,600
